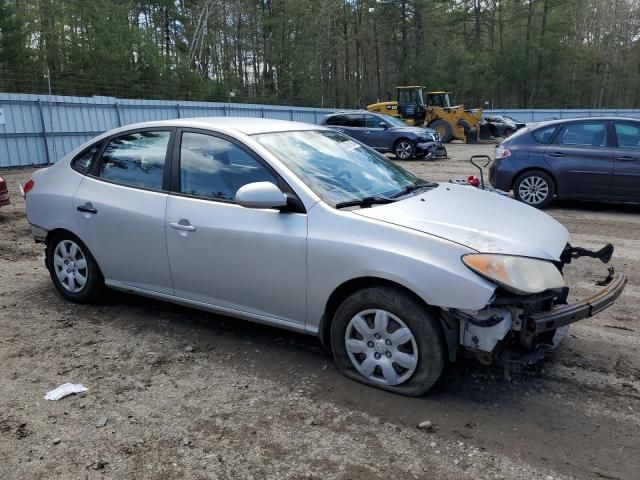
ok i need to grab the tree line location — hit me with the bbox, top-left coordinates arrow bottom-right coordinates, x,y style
1,0 -> 639,109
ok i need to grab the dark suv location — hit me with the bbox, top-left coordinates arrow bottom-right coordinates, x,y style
490,117 -> 640,208
321,111 -> 446,160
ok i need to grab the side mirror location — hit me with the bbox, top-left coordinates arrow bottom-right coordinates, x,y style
379,122 -> 389,129
235,182 -> 287,209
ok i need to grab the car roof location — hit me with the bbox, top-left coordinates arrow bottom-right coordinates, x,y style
114,117 -> 324,136
529,116 -> 640,128
324,110 -> 397,118
324,110 -> 368,116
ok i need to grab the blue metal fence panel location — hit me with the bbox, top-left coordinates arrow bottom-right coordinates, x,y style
2,91 -> 640,168
0,92 -> 343,167
485,109 -> 640,122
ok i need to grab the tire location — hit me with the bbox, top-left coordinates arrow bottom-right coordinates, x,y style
513,170 -> 555,208
429,119 -> 453,143
393,139 -> 416,160
503,128 -> 515,137
330,286 -> 445,397
46,232 -> 104,303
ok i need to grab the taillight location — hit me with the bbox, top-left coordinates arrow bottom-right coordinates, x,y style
495,145 -> 511,159
23,179 -> 35,195
496,145 -> 511,160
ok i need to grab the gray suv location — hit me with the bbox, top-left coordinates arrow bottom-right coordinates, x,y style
322,111 -> 446,160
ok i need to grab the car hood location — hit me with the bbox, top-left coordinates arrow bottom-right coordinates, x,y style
354,183 -> 569,260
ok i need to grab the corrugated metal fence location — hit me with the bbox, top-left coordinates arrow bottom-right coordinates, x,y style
0,93 -> 342,168
1,92 -> 640,168
485,109 -> 640,122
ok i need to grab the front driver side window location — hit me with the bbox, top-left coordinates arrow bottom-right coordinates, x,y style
365,115 -> 384,128
179,132 -> 278,201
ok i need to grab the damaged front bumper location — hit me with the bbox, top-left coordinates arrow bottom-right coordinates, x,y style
530,272 -> 626,334
416,141 -> 447,159
446,243 -> 627,365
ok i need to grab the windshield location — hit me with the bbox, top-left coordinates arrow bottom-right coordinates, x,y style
428,93 -> 451,108
254,130 -> 421,206
381,115 -> 407,127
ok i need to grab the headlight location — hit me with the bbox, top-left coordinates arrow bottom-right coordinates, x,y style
462,254 -> 564,295
419,134 -> 435,142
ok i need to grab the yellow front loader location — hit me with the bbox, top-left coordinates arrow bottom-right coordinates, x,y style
367,86 -> 483,143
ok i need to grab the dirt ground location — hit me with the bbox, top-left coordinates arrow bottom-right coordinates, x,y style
0,142 -> 638,480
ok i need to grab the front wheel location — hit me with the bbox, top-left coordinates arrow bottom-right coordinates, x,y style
330,286 -> 445,396
394,139 -> 416,160
513,170 -> 555,208
46,233 -> 104,303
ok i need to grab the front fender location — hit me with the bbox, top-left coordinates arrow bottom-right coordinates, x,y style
305,203 -> 497,335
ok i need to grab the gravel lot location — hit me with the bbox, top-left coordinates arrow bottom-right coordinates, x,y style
1,141 -> 638,479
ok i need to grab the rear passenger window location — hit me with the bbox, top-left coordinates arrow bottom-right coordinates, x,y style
343,114 -> 364,128
557,122 -> 607,147
325,115 -> 346,126
531,125 -> 558,144
614,123 -> 640,148
98,131 -> 170,190
179,132 -> 278,201
71,143 -> 102,174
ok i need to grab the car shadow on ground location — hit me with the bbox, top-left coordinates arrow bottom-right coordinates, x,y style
90,288 -> 550,413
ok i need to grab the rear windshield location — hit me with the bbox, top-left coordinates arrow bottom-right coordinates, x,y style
531,125 -> 558,144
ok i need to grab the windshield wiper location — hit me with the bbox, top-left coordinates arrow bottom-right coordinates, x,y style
335,196 -> 395,209
391,180 -> 438,198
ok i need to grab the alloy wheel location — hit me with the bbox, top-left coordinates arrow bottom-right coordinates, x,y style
53,239 -> 88,293
395,141 -> 413,160
518,175 -> 550,205
344,309 -> 418,386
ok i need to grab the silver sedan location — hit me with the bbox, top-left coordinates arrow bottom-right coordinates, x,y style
24,118 -> 626,396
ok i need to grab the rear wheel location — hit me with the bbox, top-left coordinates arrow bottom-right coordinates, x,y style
429,119 -> 453,143
330,286 -> 445,396
503,128 -> 515,137
514,170 -> 555,208
394,139 -> 416,160
46,233 -> 104,303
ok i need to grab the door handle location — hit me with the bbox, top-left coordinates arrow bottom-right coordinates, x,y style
548,152 -> 565,157
77,203 -> 97,214
616,156 -> 635,161
170,221 -> 196,232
